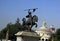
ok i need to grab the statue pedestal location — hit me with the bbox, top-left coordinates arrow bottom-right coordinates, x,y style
15,31 -> 40,41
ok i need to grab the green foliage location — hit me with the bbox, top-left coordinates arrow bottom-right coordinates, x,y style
49,28 -> 60,41
0,18 -> 22,39
54,28 -> 60,41
56,29 -> 60,35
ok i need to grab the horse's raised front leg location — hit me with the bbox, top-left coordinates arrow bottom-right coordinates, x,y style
35,23 -> 37,27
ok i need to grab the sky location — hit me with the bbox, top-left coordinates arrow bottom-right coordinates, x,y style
0,0 -> 60,31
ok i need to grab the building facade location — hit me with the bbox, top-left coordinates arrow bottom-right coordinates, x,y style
35,21 -> 54,41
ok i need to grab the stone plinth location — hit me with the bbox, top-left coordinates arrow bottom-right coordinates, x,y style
15,31 -> 40,41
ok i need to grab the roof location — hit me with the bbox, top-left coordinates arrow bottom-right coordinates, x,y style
35,21 -> 51,33
15,31 -> 40,38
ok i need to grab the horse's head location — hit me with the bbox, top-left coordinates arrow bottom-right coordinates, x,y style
33,15 -> 38,22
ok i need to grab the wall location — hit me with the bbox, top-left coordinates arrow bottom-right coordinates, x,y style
0,39 -> 11,41
23,36 -> 39,41
16,36 -> 39,41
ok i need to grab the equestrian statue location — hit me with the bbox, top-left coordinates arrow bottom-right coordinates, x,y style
22,8 -> 38,31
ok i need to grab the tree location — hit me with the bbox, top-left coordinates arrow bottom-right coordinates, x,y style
15,18 -> 22,31
55,28 -> 60,41
0,18 -> 22,41
49,28 -> 60,41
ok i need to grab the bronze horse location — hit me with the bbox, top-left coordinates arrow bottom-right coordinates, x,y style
22,11 -> 38,31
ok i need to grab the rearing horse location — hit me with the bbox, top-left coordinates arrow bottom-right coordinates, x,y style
22,9 -> 38,31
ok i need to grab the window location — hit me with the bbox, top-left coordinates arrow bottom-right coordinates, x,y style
45,39 -> 48,41
42,39 -> 44,41
39,38 -> 40,40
